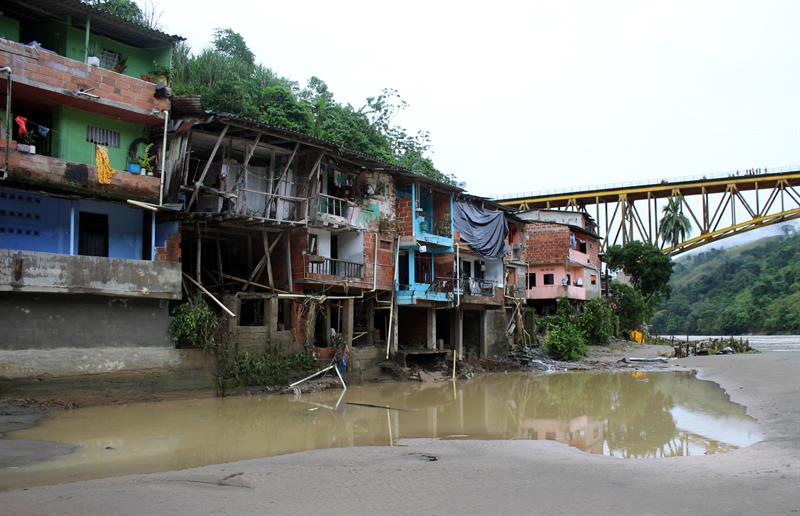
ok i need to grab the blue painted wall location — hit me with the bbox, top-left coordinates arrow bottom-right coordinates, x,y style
0,186 -> 144,259
0,187 -> 72,253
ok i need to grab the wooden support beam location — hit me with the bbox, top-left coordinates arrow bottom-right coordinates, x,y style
195,222 -> 202,286
263,231 -> 274,289
216,237 -> 224,294
188,124 -> 229,209
265,143 -> 299,215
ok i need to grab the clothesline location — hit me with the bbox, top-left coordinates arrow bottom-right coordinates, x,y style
14,116 -> 51,137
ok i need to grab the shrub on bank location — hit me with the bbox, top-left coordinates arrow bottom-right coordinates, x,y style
169,299 -> 219,350
544,321 -> 588,361
577,298 -> 615,345
227,349 -> 316,386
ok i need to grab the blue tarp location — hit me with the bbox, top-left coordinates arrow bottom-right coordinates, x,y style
453,201 -> 508,259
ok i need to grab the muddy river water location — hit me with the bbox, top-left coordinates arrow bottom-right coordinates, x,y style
0,371 -> 761,489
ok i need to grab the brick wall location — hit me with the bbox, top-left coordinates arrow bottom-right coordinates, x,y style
524,222 -> 569,262
289,229 -> 309,288
155,232 -> 181,263
4,144 -> 160,202
434,253 -> 454,278
396,196 -> 413,237
364,231 -> 396,290
0,40 -> 168,119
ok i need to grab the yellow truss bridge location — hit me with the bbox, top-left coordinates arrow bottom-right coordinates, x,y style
495,167 -> 800,255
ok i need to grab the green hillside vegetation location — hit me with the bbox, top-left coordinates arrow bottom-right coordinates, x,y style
651,232 -> 800,335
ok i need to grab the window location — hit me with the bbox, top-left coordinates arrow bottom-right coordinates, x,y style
309,234 -> 318,254
99,49 -> 121,70
239,298 -> 265,326
277,299 -> 293,331
590,275 -> 597,285
579,241 -> 587,253
527,273 -> 536,289
87,126 -> 120,148
461,260 -> 472,278
543,273 -> 554,285
380,239 -> 392,251
78,212 -> 108,257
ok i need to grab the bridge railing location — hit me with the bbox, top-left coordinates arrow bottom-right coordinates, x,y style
492,164 -> 800,200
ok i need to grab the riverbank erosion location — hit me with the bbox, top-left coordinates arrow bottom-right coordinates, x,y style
0,351 -> 797,515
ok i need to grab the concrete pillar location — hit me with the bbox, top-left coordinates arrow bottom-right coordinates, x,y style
426,307 -> 436,350
480,310 -> 490,358
343,298 -> 354,355
452,307 -> 464,359
304,301 -> 317,347
391,300 -> 399,355
266,296 -> 278,344
323,302 -> 332,346
366,298 -> 375,347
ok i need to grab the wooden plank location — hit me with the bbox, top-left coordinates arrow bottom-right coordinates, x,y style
188,124 -> 229,209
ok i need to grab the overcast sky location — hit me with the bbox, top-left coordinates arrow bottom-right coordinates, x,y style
153,0 -> 800,198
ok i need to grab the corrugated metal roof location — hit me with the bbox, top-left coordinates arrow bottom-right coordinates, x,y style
4,0 -> 184,46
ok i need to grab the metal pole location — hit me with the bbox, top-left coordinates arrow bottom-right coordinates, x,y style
84,16 -> 91,63
159,110 -> 169,206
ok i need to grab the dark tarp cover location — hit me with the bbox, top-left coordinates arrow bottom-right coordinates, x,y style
453,201 -> 508,259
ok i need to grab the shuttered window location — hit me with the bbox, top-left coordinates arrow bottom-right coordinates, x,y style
86,126 -> 120,148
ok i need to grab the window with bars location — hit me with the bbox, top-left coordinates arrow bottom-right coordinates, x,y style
99,49 -> 121,70
86,126 -> 120,148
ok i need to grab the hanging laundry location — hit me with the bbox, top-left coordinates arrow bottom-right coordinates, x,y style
96,145 -> 114,185
14,116 -> 28,136
334,169 -> 343,187
36,125 -> 49,137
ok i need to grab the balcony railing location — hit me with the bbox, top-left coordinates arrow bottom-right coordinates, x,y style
306,255 -> 363,279
318,194 -> 355,220
460,278 -> 498,297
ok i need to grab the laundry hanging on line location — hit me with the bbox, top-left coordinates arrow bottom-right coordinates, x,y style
13,116 -> 50,138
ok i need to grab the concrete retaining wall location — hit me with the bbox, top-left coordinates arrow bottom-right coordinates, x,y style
0,292 -> 172,350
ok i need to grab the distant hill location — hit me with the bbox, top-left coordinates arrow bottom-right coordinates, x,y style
651,232 -> 800,335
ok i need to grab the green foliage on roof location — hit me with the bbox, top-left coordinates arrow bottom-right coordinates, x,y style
171,28 -> 455,184
651,228 -> 800,335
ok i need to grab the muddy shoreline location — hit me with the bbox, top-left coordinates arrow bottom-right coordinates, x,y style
1,348 -> 797,515
0,343 -> 672,473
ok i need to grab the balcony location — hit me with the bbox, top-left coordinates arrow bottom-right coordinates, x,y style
316,194 -> 359,228
527,284 -> 587,301
0,249 -> 181,299
305,255 -> 364,280
397,276 -> 454,305
3,143 -> 160,202
0,39 -> 167,124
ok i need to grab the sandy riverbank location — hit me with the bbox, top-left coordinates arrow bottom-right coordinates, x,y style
1,349 -> 797,515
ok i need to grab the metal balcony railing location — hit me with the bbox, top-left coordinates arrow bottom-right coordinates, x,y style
306,255 -> 363,279
461,278 -> 498,296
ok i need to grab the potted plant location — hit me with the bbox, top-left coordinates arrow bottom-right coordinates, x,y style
113,54 -> 128,74
137,143 -> 156,176
17,131 -> 36,154
86,43 -> 100,66
151,61 -> 171,84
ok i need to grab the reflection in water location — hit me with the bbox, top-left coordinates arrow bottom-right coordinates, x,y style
1,372 -> 761,489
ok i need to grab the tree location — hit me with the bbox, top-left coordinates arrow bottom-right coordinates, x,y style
604,241 -> 674,300
609,283 -> 651,332
659,195 -> 691,248
171,29 -> 454,184
83,0 -> 145,26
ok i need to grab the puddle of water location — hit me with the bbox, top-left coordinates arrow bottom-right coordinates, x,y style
0,371 -> 761,489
